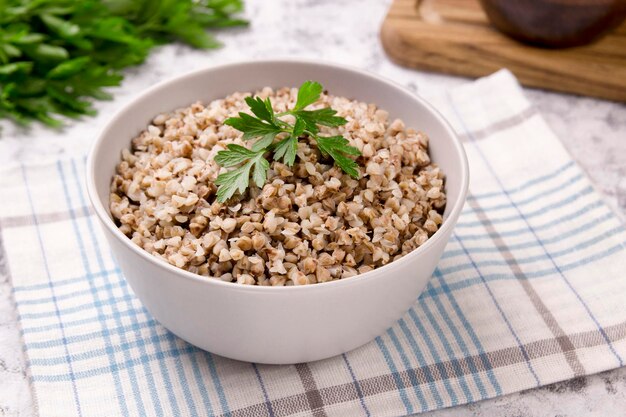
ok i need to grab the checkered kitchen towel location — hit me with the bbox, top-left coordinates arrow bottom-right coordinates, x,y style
2,70 -> 626,417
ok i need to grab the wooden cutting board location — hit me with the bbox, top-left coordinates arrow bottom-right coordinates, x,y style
381,0 -> 626,102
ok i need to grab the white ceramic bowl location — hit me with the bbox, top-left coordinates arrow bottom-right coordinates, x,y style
87,59 -> 469,364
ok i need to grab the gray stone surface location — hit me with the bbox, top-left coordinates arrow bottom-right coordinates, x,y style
0,0 -> 624,415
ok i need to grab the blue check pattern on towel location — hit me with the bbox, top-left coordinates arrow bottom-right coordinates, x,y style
2,70 -> 625,417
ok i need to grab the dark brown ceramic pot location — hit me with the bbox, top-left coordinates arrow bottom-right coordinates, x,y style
479,0 -> 626,48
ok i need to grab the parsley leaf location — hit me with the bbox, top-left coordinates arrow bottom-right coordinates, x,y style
224,112 -> 281,139
292,117 -> 305,137
47,57 -> 91,79
273,136 -> 298,166
316,136 -> 361,179
294,108 -> 347,134
245,96 -> 274,123
251,132 -> 278,152
215,152 -> 268,202
215,162 -> 253,202
252,155 -> 270,188
293,80 -> 322,111
214,144 -> 258,167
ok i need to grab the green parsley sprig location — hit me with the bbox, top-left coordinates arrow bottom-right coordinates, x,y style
214,81 -> 361,202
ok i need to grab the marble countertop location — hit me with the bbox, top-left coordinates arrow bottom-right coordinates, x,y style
0,0 -> 624,416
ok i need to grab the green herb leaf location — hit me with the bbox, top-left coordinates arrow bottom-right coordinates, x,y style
273,136 -> 298,166
251,132 -> 277,152
295,108 -> 347,130
40,13 -> 81,39
215,152 -> 269,202
293,80 -> 322,111
252,156 -> 270,188
214,144 -> 258,167
0,62 -> 33,76
46,56 -> 90,79
316,136 -> 361,179
46,85 -> 96,115
292,117 -> 305,137
24,43 -> 69,61
10,33 -> 46,45
215,162 -> 252,202
245,96 -> 273,123
1,44 -> 22,59
224,113 -> 281,139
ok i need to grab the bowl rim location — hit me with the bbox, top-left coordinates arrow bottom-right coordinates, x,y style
86,58 -> 469,293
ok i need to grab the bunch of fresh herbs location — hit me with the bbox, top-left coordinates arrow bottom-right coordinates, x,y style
0,0 -> 246,127
215,81 -> 361,202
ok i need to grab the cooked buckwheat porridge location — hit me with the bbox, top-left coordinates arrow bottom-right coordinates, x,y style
110,87 -> 446,286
